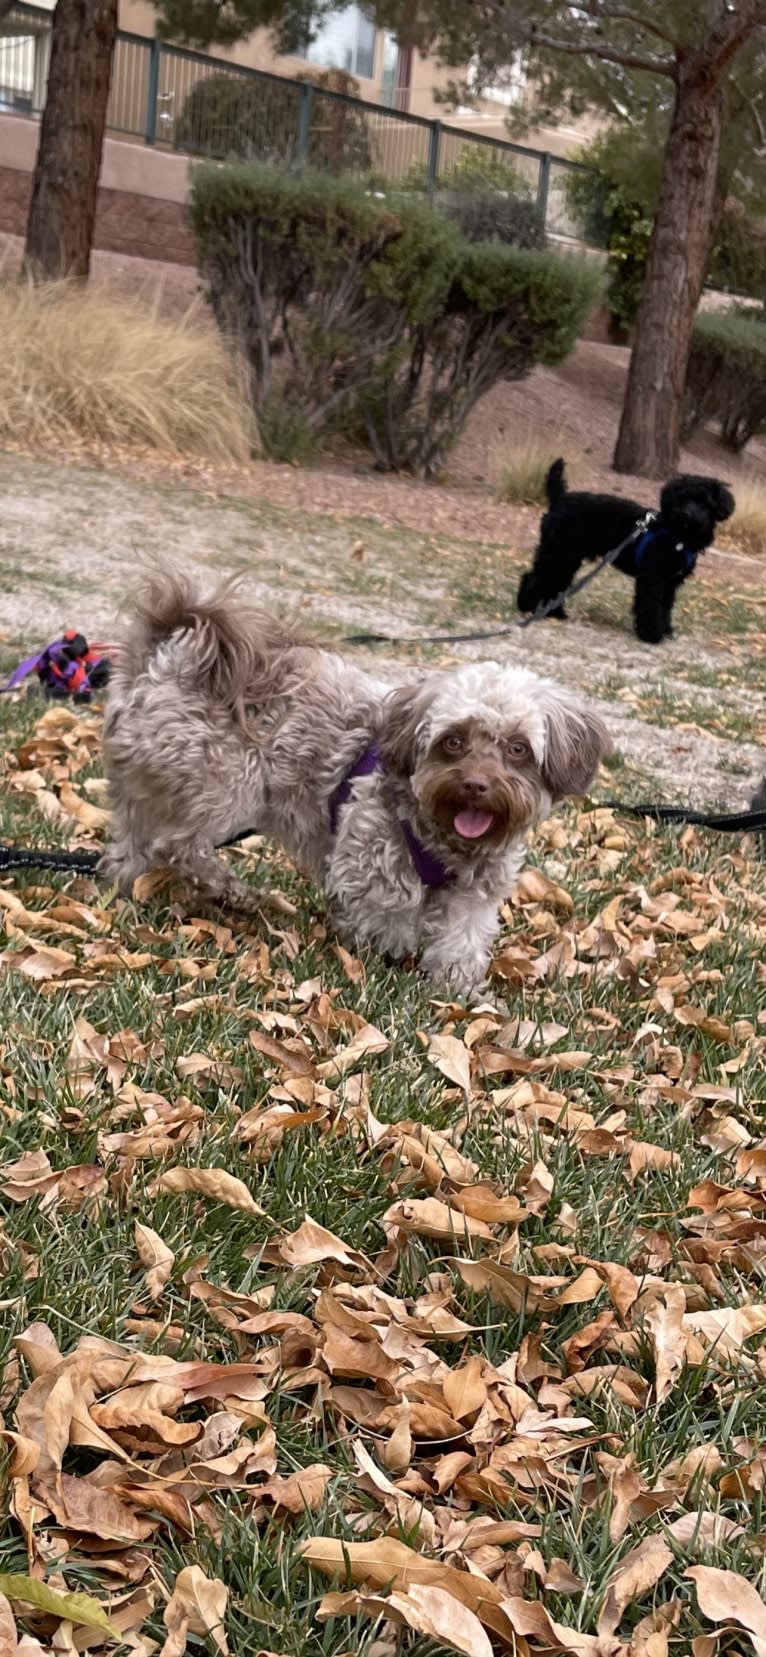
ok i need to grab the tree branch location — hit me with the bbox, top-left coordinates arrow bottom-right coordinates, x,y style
529,26 -> 675,78
570,2 -> 677,47
730,73 -> 766,157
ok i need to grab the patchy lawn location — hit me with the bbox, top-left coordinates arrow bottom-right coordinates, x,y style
1,450 -> 765,810
2,677 -> 766,1654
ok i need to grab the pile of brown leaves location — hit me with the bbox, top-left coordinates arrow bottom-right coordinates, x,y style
2,704 -> 766,1656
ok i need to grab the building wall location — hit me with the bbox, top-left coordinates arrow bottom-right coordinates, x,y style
0,111 -> 194,261
119,0 -> 385,102
0,2 -> 598,265
116,0 -> 597,160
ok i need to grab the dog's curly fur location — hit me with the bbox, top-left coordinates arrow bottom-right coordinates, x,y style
517,459 -> 735,644
101,573 -> 610,995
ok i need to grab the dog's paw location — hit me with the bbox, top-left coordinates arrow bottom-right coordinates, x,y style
429,958 -> 490,1002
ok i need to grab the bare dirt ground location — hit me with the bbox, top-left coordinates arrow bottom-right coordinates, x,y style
3,226 -> 764,540
1,450 -> 765,812
2,235 -> 765,807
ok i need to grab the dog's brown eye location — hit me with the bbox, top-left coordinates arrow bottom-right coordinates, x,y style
507,739 -> 531,762
443,733 -> 465,755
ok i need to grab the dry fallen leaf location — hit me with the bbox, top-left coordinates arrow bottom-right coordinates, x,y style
151,1167 -> 264,1214
643,1285 -> 686,1403
384,1197 -> 493,1244
686,1565 -> 766,1657
299,1535 -> 518,1643
316,1022 -> 389,1080
135,1221 -> 175,1299
319,1584 -> 495,1657
598,1537 -> 673,1638
278,1217 -> 372,1274
427,1034 -> 472,1094
668,1512 -> 744,1550
0,1593 -> 16,1657
165,1565 -> 228,1656
442,1356 -> 487,1423
259,1464 -> 333,1514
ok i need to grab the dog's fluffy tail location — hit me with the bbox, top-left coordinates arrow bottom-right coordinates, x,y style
117,570 -> 300,720
545,457 -> 567,507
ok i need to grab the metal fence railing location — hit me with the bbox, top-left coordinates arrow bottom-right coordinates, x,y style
1,1 -> 592,243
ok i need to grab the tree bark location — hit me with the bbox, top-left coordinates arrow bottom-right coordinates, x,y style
612,51 -> 723,477
23,0 -> 118,281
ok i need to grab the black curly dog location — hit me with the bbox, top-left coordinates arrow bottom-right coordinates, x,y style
517,459 -> 735,644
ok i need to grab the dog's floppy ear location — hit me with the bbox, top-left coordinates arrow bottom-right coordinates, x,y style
541,691 -> 611,802
379,682 -> 429,776
711,481 -> 735,522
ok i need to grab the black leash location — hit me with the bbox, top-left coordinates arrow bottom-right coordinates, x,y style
3,798 -> 765,882
601,801 -> 766,833
0,846 -> 102,874
0,825 -> 257,878
342,514 -> 655,648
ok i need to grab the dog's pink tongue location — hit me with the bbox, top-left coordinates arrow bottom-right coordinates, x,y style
454,809 -> 494,840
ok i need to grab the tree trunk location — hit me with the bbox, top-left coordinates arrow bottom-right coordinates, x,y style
613,52 -> 723,478
23,0 -> 118,281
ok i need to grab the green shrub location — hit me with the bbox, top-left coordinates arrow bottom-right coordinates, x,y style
175,73 -> 298,164
363,243 -> 600,475
190,164 -> 600,474
190,164 -> 456,458
401,146 -> 532,200
439,147 -> 533,194
684,312 -> 766,451
175,69 -> 372,174
709,203 -> 766,302
443,188 -> 545,250
565,138 -> 652,335
567,127 -> 766,332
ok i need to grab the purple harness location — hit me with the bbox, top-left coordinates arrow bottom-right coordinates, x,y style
329,743 -> 453,889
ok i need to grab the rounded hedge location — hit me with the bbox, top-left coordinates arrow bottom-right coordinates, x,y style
684,311 -> 766,451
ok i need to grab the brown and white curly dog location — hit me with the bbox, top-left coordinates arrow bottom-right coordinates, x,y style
101,573 -> 609,995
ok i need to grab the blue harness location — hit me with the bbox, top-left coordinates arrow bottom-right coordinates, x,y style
634,525 -> 697,576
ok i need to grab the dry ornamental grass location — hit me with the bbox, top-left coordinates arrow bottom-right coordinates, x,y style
495,437 -> 583,507
0,280 -> 255,462
720,474 -> 766,561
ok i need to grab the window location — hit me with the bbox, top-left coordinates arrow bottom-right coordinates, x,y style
297,5 -> 377,82
380,31 -> 399,107
465,53 -> 527,110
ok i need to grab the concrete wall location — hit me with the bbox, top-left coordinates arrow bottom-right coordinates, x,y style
0,112 -> 195,262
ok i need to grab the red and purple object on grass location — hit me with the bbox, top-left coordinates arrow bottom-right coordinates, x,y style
2,631 -> 113,702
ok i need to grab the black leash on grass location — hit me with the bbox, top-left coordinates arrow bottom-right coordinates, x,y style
601,802 -> 766,833
0,825 -> 256,877
342,513 -> 656,647
3,802 -> 766,883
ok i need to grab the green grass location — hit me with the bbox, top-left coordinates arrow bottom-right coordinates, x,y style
2,685 -> 766,1652
599,674 -> 766,745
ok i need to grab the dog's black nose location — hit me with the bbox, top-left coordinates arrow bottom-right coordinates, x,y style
462,776 -> 490,801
